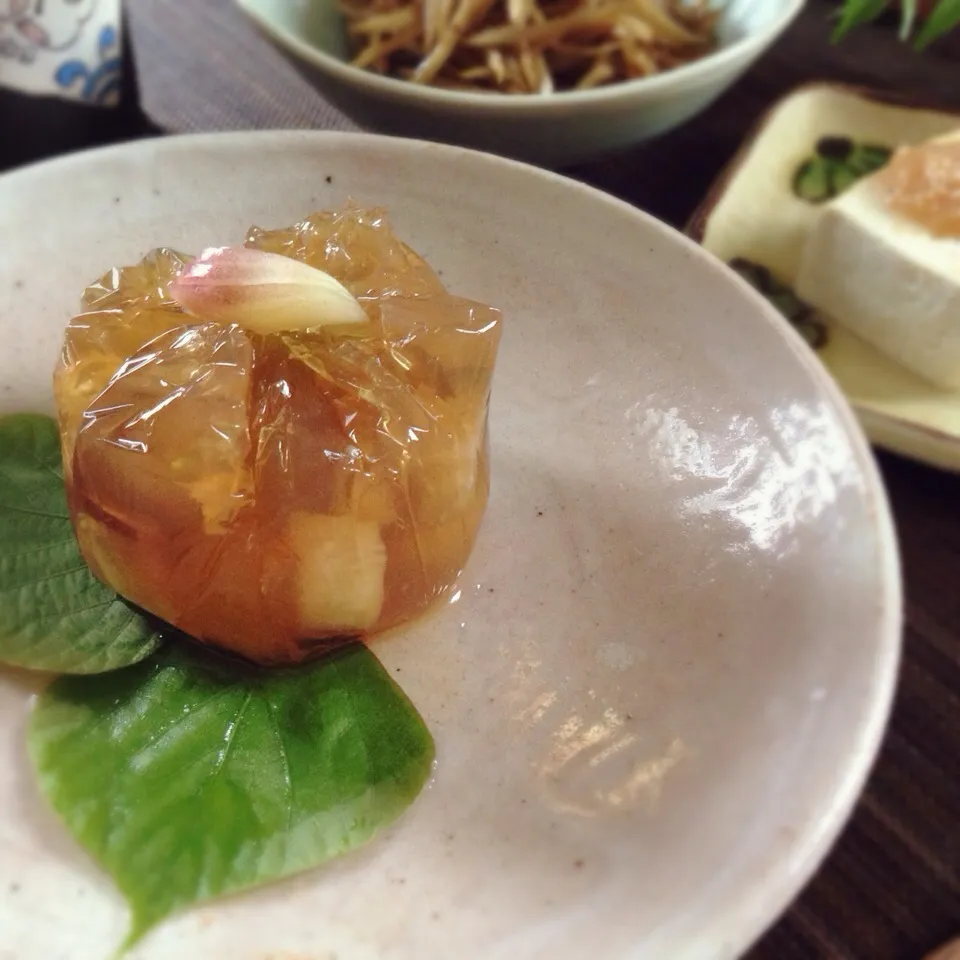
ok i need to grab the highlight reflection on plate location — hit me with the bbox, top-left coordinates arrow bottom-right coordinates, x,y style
0,132 -> 900,960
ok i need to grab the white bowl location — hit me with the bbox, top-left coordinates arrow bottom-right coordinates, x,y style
235,0 -> 806,166
0,131 -> 899,960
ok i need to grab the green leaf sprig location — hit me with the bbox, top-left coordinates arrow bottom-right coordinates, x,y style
832,0 -> 960,49
0,413 -> 435,954
30,642 -> 434,951
0,415 -> 160,673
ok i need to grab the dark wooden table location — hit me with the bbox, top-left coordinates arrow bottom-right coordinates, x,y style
1,3 -> 958,956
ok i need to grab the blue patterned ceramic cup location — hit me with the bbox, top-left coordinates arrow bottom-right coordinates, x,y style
0,0 -> 121,105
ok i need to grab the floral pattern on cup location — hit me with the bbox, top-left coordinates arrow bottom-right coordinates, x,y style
792,137 -> 891,204
729,257 -> 828,349
0,0 -> 120,105
54,22 -> 119,104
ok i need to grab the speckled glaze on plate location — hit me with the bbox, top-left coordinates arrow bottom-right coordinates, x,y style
688,83 -> 960,473
0,132 -> 900,960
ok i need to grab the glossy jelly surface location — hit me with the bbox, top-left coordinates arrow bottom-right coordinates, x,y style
54,207 -> 501,663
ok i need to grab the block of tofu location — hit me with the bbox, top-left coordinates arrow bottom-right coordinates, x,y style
795,130 -> 960,390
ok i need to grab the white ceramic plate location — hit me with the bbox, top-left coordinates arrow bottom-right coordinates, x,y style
0,132 -> 900,960
689,83 -> 960,473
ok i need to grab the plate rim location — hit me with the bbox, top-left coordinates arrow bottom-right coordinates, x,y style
0,129 -> 904,960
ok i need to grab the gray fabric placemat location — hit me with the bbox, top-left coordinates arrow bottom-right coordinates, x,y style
127,0 -> 359,132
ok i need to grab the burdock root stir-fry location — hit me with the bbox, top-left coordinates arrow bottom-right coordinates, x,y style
341,0 -> 719,92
